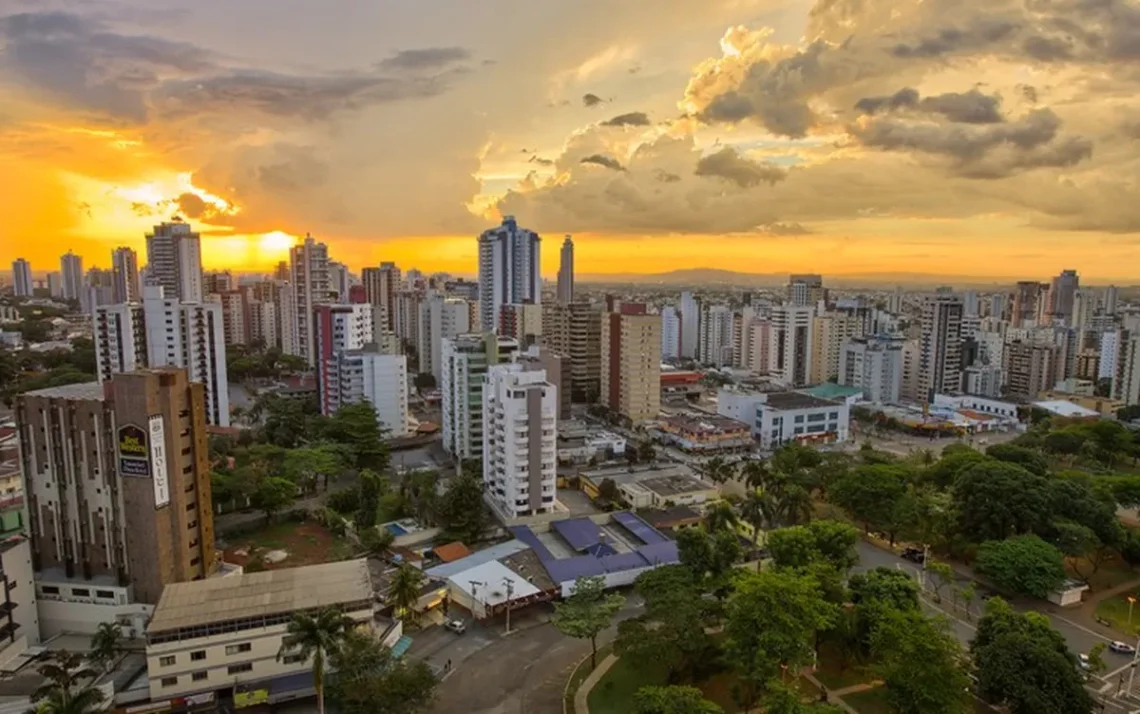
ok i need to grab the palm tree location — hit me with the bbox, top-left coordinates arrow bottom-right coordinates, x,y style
776,483 -> 814,526
739,491 -> 767,544
277,609 -> 357,714
30,650 -> 106,714
697,456 -> 737,486
704,502 -> 739,534
388,563 -> 425,624
89,622 -> 122,672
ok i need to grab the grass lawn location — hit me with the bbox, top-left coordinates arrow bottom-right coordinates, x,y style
586,656 -> 668,714
814,643 -> 876,691
843,686 -> 997,714
1096,591 -> 1140,635
564,644 -> 612,713
223,519 -> 356,570
1067,555 -> 1137,592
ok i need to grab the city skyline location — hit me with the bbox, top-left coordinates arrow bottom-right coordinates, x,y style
2,0 -> 1140,281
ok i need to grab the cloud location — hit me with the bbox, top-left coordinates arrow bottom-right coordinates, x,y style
601,111 -> 651,127
856,88 -> 1004,124
377,47 -> 472,71
758,222 -> 812,236
891,20 -> 1020,58
173,193 -> 208,219
582,93 -> 605,107
528,154 -> 555,166
694,147 -> 786,187
580,154 -> 626,171
654,169 -> 682,183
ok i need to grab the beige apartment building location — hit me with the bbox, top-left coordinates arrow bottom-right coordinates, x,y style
542,301 -> 601,403
600,304 -> 661,424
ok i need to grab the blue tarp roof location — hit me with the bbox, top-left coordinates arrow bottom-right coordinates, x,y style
612,512 -> 669,546
552,518 -> 604,552
391,635 -> 413,659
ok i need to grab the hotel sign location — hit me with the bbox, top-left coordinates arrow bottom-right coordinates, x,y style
117,424 -> 150,477
149,415 -> 170,509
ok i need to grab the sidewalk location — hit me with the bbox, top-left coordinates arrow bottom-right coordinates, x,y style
573,654 -> 618,714
800,670 -> 868,714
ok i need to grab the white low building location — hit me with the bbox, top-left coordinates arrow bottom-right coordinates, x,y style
144,560 -> 396,707
754,392 -> 849,450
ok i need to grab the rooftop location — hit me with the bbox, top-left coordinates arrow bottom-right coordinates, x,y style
21,381 -> 103,401
659,413 -> 749,434
764,391 -> 842,411
800,384 -> 864,400
1033,400 -> 1100,418
147,559 -> 373,635
641,474 -> 716,496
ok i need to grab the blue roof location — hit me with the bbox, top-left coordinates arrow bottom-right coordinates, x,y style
391,635 -> 413,659
552,518 -> 604,552
544,555 -> 606,582
425,539 -> 531,577
600,551 -> 648,572
638,540 -> 680,566
612,511 -> 669,546
508,526 -> 555,562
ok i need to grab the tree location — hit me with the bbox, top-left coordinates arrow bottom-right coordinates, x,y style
638,440 -> 657,463
633,686 -> 724,714
551,576 -> 625,669
849,567 -> 920,652
761,683 -> 845,714
952,461 -> 1051,542
920,450 -> 988,490
830,465 -> 908,537
959,583 -> 976,620
739,491 -> 767,544
767,521 -> 858,573
328,630 -> 436,714
360,526 -> 396,557
355,469 -> 390,528
253,476 -> 297,523
597,477 -> 619,502
976,535 -> 1066,599
388,563 -> 425,623
985,443 -> 1050,476
970,599 -> 1094,714
89,622 -> 122,672
259,395 -> 313,448
616,566 -> 719,681
285,445 -> 345,494
704,502 -> 739,534
30,650 -> 106,714
277,608 -> 357,714
871,610 -> 971,714
413,372 -> 437,391
1043,430 -> 1087,460
436,473 -> 489,544
696,456 -> 737,485
926,561 -> 953,603
320,402 -> 390,471
725,569 -> 835,707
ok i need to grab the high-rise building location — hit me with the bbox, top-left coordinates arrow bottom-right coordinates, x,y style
441,334 -> 519,459
46,271 -> 62,298
839,335 -> 904,404
11,259 -> 33,297
393,290 -> 422,350
325,346 -> 409,436
247,298 -> 278,349
901,338 -> 921,402
988,293 -> 1008,320
483,363 -> 557,518
1004,339 -> 1059,401
518,344 -> 571,420
600,304 -> 661,423
745,319 -> 772,374
362,262 -> 401,332
660,306 -> 681,360
1012,281 -> 1047,328
218,291 -> 247,345
314,304 -> 373,415
964,364 -> 1004,398
60,251 -> 83,302
273,261 -> 289,281
1113,333 -> 1140,405
84,268 -> 116,314
787,274 -> 826,308
289,234 -> 331,366
679,291 -> 700,360
93,286 -> 230,426
329,261 -> 350,303
417,293 -> 471,381
769,305 -> 815,387
1103,285 -> 1120,316
111,247 -> 140,304
557,235 -> 574,304
811,312 -> 863,384
887,286 -> 904,314
498,302 -> 542,346
477,216 -> 540,332
145,219 -> 203,302
15,369 -> 217,606
543,302 -> 602,403
961,291 -> 979,317
699,305 -> 734,367
202,270 -> 233,297
1049,269 -> 1079,325
917,290 -> 964,400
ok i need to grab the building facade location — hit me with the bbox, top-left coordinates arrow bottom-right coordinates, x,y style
600,305 -> 661,423
918,291 -> 964,401
60,251 -> 84,302
315,304 -> 374,415
542,302 -> 602,403
441,334 -> 519,459
769,306 -> 815,387
418,293 -> 471,380
557,236 -> 574,304
482,364 -> 558,518
289,235 -> 331,366
361,262 -> 401,333
145,220 -> 203,303
839,335 -> 903,404
111,247 -> 140,304
326,348 -> 410,436
478,216 -> 540,334
11,259 -> 33,297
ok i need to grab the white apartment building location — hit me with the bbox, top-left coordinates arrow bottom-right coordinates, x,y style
289,235 -> 330,366
328,348 -> 410,436
0,537 -> 40,670
769,305 -> 815,387
145,219 -> 203,302
918,290 -> 964,401
328,261 -> 350,302
315,304 -> 374,416
418,293 -> 471,381
699,305 -> 734,367
964,364 -> 1004,399
248,299 -> 277,348
478,216 -> 541,333
1101,330 -> 1122,381
394,290 -> 422,348
11,259 -> 33,297
60,250 -> 84,302
482,363 -> 558,518
441,334 -> 519,459
839,335 -> 903,404
144,560 -> 396,705
660,306 -> 681,360
111,246 -> 140,303
218,291 -> 247,345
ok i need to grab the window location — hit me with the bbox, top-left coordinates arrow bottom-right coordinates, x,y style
161,677 -> 178,688
807,413 -> 826,423
95,590 -> 114,599
225,643 -> 252,655
192,671 -> 208,682
793,415 -> 804,423
829,411 -> 839,420
191,650 -> 206,661
282,653 -> 307,665
227,663 -> 253,675
71,588 -> 90,597
159,655 -> 175,667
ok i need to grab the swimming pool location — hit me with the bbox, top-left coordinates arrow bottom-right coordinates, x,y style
385,522 -> 409,536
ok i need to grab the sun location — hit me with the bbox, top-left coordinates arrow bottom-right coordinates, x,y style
259,231 -> 295,253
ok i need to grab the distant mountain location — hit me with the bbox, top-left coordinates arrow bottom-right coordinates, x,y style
577,268 -> 1130,289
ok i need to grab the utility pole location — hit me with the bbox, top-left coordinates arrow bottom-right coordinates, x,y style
469,580 -> 486,619
1127,634 -> 1140,695
502,577 -> 515,635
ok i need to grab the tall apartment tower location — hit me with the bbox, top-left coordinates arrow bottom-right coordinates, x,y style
11,259 -> 33,297
145,219 -> 203,303
660,306 -> 681,360
699,305 -> 735,367
557,236 -> 574,304
418,293 -> 471,381
362,262 -> 401,332
839,336 -> 903,404
787,274 -> 826,308
811,312 -> 864,384
441,334 -> 519,459
769,305 -> 815,387
314,304 -> 374,415
15,369 -> 217,605
1011,281 -> 1047,327
483,363 -> 557,518
60,251 -> 84,302
111,247 -> 140,304
1049,269 -> 1080,325
1004,339 -> 1059,401
600,304 -> 661,423
917,290 -> 964,400
477,216 -> 540,333
326,346 -> 410,436
679,291 -> 700,359
542,302 -> 602,403
289,234 -> 331,366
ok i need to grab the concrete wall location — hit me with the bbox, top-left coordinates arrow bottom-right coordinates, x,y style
38,598 -> 153,639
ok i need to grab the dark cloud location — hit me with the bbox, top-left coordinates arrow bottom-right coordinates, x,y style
1022,34 -> 1076,60
891,20 -> 1020,57
758,222 -> 812,236
1019,84 -> 1039,103
856,88 -> 1004,124
854,88 -> 921,115
528,154 -> 555,166
582,93 -> 605,107
377,47 -> 472,71
601,111 -> 651,127
694,147 -> 786,187
580,154 -> 626,171
654,169 -> 682,183
173,192 -> 209,219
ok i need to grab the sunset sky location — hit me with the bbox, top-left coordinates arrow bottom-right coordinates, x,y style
2,0 -> 1139,281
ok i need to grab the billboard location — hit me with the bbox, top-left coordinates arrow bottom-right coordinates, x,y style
117,424 -> 150,477
149,415 -> 170,509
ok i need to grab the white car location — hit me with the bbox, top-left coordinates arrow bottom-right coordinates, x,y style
1110,641 -> 1136,655
1078,653 -> 1091,670
444,619 -> 467,635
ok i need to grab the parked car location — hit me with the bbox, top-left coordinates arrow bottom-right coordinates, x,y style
1078,653 -> 1091,670
901,547 -> 925,564
445,619 -> 467,635
1110,641 -> 1135,655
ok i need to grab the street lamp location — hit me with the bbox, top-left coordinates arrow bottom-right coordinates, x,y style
1129,595 -> 1136,627
468,580 -> 486,619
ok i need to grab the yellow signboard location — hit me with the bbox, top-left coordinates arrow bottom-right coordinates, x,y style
234,689 -> 269,709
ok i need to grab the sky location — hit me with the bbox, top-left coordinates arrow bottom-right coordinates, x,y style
2,0 -> 1140,282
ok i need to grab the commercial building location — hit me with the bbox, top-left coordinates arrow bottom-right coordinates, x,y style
839,335 -> 903,404
478,216 -> 541,333
918,290 -> 964,401
10,259 -> 33,298
656,413 -> 751,452
288,235 -> 331,366
93,287 -> 230,426
542,301 -> 602,403
145,219 -> 203,303
769,305 -> 815,387
719,390 -> 849,450
557,236 -> 574,304
325,347 -> 410,436
600,304 -> 661,423
362,262 -> 401,333
16,371 -> 217,636
482,364 -> 558,519
60,250 -> 84,302
145,560 -> 394,705
577,464 -> 718,510
441,334 -> 520,459
111,247 -> 140,304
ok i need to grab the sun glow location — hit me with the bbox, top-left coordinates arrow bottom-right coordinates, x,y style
258,231 -> 295,253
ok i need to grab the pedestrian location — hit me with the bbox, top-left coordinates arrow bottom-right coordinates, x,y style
446,658 -> 452,671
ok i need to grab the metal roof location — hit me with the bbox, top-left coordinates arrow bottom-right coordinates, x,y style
23,381 -> 104,400
147,559 -> 373,635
